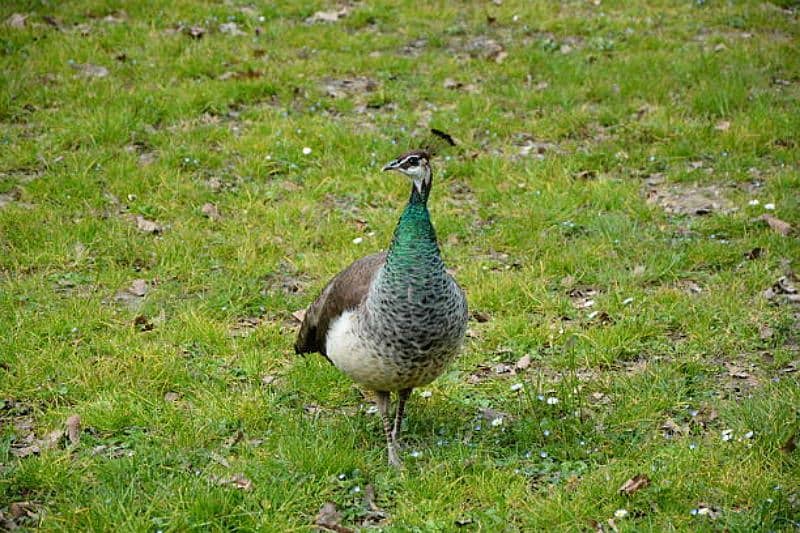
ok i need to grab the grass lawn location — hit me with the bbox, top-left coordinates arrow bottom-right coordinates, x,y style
2,0 -> 799,530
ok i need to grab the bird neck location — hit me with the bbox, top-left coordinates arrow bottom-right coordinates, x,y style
382,181 -> 442,276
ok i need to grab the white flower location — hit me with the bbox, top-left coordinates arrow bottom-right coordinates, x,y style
302,147 -> 312,155
546,396 -> 559,405
614,509 -> 629,519
764,203 -> 775,210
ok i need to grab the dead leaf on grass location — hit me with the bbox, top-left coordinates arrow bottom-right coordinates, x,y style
360,484 -> 387,525
211,473 -> 253,491
133,314 -> 154,331
218,69 -> 263,81
715,120 -> 731,132
261,374 -> 277,386
470,310 -> 491,323
219,22 -> 246,36
315,501 -> 353,532
164,391 -> 180,402
184,25 -> 206,39
463,36 -> 507,63
322,77 -> 378,98
65,414 -> 81,446
744,247 -> 763,260
759,214 -> 793,236
306,7 -> 349,24
223,429 -> 244,448
134,215 -> 162,234
292,309 -> 306,323
661,418 -> 688,437
763,276 -> 799,303
6,13 -> 28,28
618,474 -> 651,495
71,63 -> 109,78
515,354 -> 531,371
201,202 -> 221,220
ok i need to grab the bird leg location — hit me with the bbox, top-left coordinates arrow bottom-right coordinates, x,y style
391,388 -> 412,446
375,390 -> 402,468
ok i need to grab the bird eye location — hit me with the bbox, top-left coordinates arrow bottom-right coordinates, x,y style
406,157 -> 419,166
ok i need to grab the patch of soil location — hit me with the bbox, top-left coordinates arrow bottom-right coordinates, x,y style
645,182 -> 736,216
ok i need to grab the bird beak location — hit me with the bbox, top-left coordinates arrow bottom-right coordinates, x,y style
382,159 -> 399,172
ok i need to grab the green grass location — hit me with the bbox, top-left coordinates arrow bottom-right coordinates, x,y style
1,0 -> 799,530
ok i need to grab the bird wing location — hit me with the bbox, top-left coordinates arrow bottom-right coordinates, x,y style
294,251 -> 387,357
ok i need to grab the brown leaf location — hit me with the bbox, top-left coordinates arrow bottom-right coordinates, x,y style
661,418 -> 688,436
715,120 -> 731,132
744,247 -> 763,260
135,215 -> 162,234
212,473 -> 253,491
759,214 -> 792,236
315,502 -> 353,532
515,354 -> 531,371
219,22 -> 246,36
201,202 -> 221,220
9,501 -> 40,519
618,474 -> 651,495
128,279 -> 148,297
185,25 -> 206,39
470,310 -> 491,323
72,63 -> 109,78
6,13 -> 27,28
164,391 -> 180,402
306,8 -> 349,24
261,374 -> 277,386
223,429 -> 244,449
134,314 -> 154,331
65,414 -> 81,446
10,444 -> 40,458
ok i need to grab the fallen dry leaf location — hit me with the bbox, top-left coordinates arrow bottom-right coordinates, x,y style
471,310 -> 491,323
65,414 -> 81,446
306,7 -> 349,24
223,429 -> 244,449
201,202 -> 221,220
463,36 -> 506,63
759,214 -> 792,236
322,77 -> 378,98
515,354 -> 531,371
164,391 -> 180,402
129,279 -> 148,297
71,63 -> 109,78
315,502 -> 353,532
661,418 -> 688,437
185,25 -> 206,39
715,120 -> 731,132
6,13 -> 27,28
618,474 -> 651,495
261,374 -> 276,386
219,22 -> 246,36
133,314 -> 154,331
212,473 -> 253,491
292,309 -> 306,323
135,215 -> 162,234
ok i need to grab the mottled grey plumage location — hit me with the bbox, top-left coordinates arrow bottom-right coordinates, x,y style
295,149 -> 467,467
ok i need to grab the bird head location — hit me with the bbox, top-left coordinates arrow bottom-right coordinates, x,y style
382,150 -> 432,197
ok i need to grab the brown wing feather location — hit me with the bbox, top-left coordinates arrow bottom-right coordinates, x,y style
294,252 -> 387,357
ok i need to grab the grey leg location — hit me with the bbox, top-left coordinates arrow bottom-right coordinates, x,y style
376,391 -> 402,468
391,388 -> 412,445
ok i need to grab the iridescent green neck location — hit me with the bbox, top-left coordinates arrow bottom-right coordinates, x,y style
384,184 -> 441,272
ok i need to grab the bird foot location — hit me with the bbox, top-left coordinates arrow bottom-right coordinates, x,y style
387,444 -> 403,469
